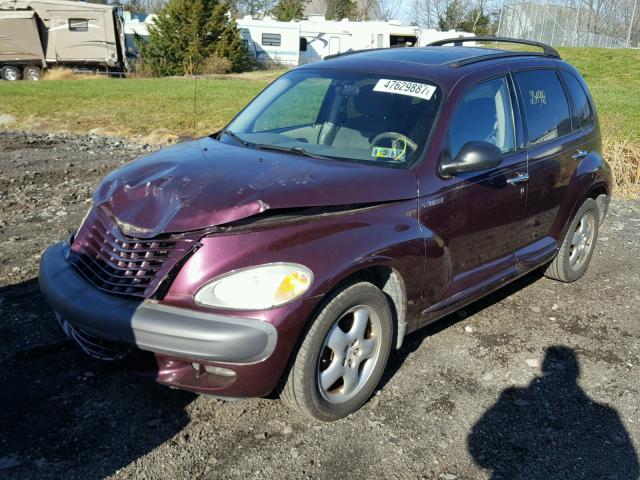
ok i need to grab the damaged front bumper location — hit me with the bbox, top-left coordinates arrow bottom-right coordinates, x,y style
39,242 -> 278,388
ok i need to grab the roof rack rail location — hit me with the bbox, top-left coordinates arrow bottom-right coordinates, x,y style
323,47 -> 387,60
427,36 -> 561,66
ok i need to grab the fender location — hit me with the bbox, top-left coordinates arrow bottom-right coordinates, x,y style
550,150 -> 611,241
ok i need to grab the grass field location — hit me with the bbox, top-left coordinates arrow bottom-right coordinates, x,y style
1,48 -> 638,194
1,49 -> 639,142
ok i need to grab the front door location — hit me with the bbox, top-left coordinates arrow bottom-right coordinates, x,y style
418,75 -> 528,322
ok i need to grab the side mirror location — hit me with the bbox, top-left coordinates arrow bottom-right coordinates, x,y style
440,141 -> 503,176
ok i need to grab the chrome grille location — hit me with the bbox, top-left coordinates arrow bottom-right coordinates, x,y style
68,207 -> 195,298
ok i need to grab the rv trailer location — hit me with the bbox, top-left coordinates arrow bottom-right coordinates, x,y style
299,18 -> 420,64
237,16 -> 301,67
0,0 -> 127,80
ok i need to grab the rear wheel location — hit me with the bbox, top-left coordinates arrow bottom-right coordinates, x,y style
545,198 -> 600,282
1,66 -> 21,81
23,66 -> 41,81
281,282 -> 393,421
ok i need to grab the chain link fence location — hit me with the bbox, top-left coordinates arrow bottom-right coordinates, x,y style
496,0 -> 639,48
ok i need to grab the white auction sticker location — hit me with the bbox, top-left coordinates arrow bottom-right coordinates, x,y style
373,79 -> 437,100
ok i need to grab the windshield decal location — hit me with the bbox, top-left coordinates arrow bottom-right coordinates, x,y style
371,146 -> 406,161
373,79 -> 436,101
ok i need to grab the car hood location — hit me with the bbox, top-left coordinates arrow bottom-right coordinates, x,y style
93,137 -> 417,238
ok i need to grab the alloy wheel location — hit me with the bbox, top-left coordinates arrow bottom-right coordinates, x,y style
317,305 -> 382,404
569,211 -> 596,271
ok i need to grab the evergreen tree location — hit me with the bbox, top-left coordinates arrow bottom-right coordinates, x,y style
138,0 -> 251,76
325,0 -> 357,20
272,0 -> 308,21
437,0 -> 465,31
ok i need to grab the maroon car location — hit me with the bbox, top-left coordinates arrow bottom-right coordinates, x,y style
39,38 -> 611,420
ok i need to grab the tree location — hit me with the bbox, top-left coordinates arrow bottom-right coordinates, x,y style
437,0 -> 465,30
137,0 -> 251,76
325,0 -> 358,20
272,0 -> 309,21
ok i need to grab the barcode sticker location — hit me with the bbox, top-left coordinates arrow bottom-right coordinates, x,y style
373,79 -> 437,100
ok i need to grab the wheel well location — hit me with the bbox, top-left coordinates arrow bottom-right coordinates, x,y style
337,266 -> 407,349
586,184 -> 609,224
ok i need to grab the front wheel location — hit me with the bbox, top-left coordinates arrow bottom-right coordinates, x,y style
545,198 -> 600,282
280,282 -> 393,421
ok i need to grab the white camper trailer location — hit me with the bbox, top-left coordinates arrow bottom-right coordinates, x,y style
299,17 -> 420,64
236,16 -> 301,66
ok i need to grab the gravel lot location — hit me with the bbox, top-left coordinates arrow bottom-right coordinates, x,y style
1,131 -> 639,480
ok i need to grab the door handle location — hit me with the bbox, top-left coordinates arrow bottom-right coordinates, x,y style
507,172 -> 529,185
572,149 -> 588,160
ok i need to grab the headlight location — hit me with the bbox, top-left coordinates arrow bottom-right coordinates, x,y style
194,263 -> 313,310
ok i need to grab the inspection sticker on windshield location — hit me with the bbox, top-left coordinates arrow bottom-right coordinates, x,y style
371,147 -> 405,160
373,79 -> 436,100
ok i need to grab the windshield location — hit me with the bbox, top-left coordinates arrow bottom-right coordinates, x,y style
222,69 -> 443,168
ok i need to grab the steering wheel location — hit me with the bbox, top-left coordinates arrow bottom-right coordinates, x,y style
371,132 -> 418,160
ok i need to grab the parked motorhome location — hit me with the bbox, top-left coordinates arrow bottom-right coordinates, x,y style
0,0 -> 126,80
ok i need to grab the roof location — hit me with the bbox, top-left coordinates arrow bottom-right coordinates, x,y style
299,45 -> 562,89
329,46 -> 508,66
0,9 -> 34,18
0,0 -> 116,12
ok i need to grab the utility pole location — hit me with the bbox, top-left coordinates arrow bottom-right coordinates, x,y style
628,0 -> 638,46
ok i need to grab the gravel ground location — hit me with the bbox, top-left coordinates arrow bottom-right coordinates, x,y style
1,131 -> 639,480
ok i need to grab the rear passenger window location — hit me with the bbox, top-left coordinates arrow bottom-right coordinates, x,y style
450,77 -> 515,159
560,70 -> 594,130
515,70 -> 571,145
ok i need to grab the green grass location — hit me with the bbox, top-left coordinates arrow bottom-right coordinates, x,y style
0,70 -> 284,140
556,47 -> 640,144
1,48 -> 639,144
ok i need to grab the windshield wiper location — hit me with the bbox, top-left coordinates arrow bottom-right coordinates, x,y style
253,143 -> 329,159
219,129 -> 251,147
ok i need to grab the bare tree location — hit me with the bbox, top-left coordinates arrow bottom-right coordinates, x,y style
378,0 -> 402,19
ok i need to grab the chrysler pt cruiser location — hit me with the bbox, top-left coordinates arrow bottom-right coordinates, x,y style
40,38 -> 611,420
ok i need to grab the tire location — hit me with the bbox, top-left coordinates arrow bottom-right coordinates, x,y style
1,66 -> 21,81
23,66 -> 41,81
545,198 -> 600,282
281,281 -> 393,421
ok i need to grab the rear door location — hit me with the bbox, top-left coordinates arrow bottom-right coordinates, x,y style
511,68 -> 586,269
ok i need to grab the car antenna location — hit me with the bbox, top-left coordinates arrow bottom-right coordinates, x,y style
193,73 -> 198,138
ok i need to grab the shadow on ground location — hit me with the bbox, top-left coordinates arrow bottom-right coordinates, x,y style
468,346 -> 639,479
0,278 -> 196,479
381,269 -> 546,389
380,270 -> 639,479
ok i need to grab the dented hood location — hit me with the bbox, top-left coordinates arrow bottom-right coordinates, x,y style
93,137 -> 417,238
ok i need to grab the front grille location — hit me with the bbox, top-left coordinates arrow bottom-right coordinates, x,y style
68,207 -> 196,298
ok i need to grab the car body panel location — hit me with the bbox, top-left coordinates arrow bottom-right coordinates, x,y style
93,136 -> 418,238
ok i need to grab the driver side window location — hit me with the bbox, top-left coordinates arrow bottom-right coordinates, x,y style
450,77 -> 516,159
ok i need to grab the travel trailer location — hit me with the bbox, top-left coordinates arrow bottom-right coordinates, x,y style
299,17 -> 420,64
235,17 -> 472,66
0,0 -> 127,80
237,16 -> 301,66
